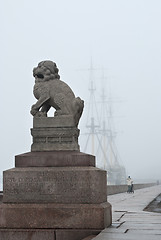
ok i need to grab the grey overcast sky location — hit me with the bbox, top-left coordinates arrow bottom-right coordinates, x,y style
1,0 -> 161,185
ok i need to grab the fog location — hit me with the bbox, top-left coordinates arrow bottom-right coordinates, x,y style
1,0 -> 161,187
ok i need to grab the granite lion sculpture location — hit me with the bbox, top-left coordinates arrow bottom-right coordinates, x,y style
30,60 -> 84,127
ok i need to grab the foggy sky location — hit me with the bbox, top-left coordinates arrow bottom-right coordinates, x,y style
1,0 -> 161,185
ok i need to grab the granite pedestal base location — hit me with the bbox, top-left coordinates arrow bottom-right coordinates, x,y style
0,229 -> 100,240
2,151 -> 112,240
3,167 -> 107,203
15,151 -> 95,167
0,201 -> 111,229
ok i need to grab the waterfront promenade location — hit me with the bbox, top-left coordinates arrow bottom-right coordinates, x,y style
93,185 -> 161,240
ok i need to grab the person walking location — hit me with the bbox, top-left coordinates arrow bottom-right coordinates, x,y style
127,176 -> 134,193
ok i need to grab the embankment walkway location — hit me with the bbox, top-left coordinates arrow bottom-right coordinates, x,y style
93,185 -> 161,240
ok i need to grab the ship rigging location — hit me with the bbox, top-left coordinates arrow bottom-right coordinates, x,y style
80,63 -> 126,185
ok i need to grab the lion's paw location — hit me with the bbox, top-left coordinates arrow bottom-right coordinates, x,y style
35,111 -> 47,117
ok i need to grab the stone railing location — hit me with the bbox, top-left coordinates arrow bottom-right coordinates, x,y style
107,183 -> 156,195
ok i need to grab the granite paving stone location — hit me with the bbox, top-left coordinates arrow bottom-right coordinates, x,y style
92,185 -> 161,240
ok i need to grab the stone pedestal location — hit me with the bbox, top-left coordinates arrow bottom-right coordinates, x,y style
0,201 -> 111,229
1,151 -> 112,240
3,167 -> 107,203
15,151 -> 95,167
31,117 -> 80,151
1,60 -> 112,239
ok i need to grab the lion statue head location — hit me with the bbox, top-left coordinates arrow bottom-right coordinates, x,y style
33,60 -> 60,82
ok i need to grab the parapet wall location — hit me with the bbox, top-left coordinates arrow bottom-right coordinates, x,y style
107,183 -> 156,195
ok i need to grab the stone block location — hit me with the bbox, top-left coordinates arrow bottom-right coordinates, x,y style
0,229 -> 55,240
32,141 -> 80,151
81,236 -> 97,240
3,167 -> 107,204
15,151 -> 95,167
33,116 -> 75,128
55,230 -> 100,240
0,202 -> 112,229
31,126 -> 80,151
0,229 -> 99,240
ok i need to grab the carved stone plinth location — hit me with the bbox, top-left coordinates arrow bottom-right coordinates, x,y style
31,117 -> 80,151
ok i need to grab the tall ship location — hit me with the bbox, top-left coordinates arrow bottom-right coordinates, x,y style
80,63 -> 126,185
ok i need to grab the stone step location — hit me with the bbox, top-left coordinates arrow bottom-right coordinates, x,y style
15,151 -> 95,167
0,202 -> 111,229
0,229 -> 100,240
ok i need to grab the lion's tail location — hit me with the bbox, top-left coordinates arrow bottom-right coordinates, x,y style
73,97 -> 84,127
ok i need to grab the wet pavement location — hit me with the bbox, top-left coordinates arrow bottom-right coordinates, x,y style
93,185 -> 161,240
145,193 -> 161,213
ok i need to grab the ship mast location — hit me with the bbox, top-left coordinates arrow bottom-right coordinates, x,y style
84,61 -> 100,156
81,63 -> 126,184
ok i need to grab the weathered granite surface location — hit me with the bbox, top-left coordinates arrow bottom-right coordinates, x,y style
3,167 -> 107,204
0,230 -> 56,240
55,230 -> 99,240
31,116 -> 81,151
0,201 -> 111,229
33,115 -> 76,128
15,151 -> 95,167
0,229 -> 100,240
31,124 -> 80,151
